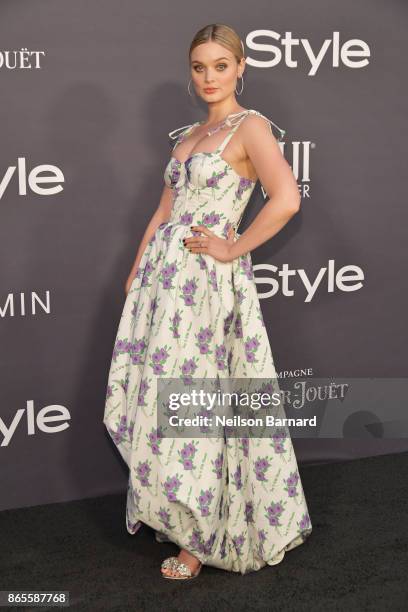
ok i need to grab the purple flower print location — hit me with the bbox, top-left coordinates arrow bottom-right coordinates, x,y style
245,337 -> 260,351
272,429 -> 288,454
135,460 -> 152,487
106,384 -> 113,400
286,471 -> 299,487
180,212 -> 194,225
197,327 -> 212,343
234,313 -> 243,339
113,336 -> 146,365
140,259 -> 155,288
258,528 -> 267,542
257,528 -> 267,555
195,326 -> 213,356
180,357 -> 198,385
273,441 -> 285,454
181,358 -> 197,375
209,268 -> 218,291
236,176 -> 253,200
201,532 -> 217,556
232,464 -> 242,490
244,334 -> 261,364
299,512 -> 311,531
211,452 -> 223,479
259,380 -> 274,396
108,414 -> 135,446
254,456 -> 271,481
235,288 -> 245,305
188,528 -> 217,556
126,338 -> 147,366
117,415 -> 127,435
149,345 -> 170,375
196,487 -> 215,517
245,501 -> 254,524
232,533 -> 246,556
169,163 -> 180,185
169,308 -> 182,338
158,261 -> 178,290
197,407 -> 212,433
178,441 -> 198,470
162,225 -> 173,244
157,507 -> 174,530
119,372 -> 130,394
189,528 -> 201,549
180,277 -> 198,306
264,500 -> 285,527
239,256 -> 254,280
130,301 -> 140,318
215,343 -> 227,370
137,377 -> 150,407
239,437 -> 249,458
146,426 -> 164,455
107,425 -> 124,446
150,296 -> 159,316
162,474 -> 182,502
222,221 -> 234,239
205,173 -> 226,190
284,471 -> 300,497
197,254 -> 208,270
202,211 -> 221,227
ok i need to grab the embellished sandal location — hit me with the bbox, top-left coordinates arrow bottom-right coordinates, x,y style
161,556 -> 202,580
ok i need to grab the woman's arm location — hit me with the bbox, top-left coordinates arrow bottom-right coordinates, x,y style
126,184 -> 174,284
228,114 -> 301,260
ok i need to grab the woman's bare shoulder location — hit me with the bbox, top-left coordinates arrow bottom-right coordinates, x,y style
243,110 -> 286,141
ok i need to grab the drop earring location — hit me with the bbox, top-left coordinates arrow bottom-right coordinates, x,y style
235,75 -> 244,95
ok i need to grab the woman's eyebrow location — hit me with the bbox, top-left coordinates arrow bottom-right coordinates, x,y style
191,57 -> 230,63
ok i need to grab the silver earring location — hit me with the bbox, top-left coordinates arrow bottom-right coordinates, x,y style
235,75 -> 244,95
188,78 -> 193,97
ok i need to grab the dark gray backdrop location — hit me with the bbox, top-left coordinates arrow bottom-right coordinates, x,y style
1,0 -> 407,511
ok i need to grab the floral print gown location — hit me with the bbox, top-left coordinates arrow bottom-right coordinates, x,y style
103,109 -> 312,574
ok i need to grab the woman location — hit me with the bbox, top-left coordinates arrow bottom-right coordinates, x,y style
103,23 -> 312,579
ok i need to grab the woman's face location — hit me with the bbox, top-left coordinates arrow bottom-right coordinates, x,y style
190,41 -> 244,102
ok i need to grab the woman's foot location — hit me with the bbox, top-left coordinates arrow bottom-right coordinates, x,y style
161,548 -> 201,577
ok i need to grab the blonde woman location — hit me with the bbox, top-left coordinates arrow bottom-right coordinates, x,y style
104,23 -> 312,580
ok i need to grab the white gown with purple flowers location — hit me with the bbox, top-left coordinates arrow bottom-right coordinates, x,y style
103,109 -> 312,574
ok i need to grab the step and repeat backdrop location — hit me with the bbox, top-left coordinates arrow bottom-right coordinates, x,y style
1,1 -> 407,511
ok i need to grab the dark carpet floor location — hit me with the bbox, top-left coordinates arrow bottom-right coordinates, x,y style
1,451 -> 408,612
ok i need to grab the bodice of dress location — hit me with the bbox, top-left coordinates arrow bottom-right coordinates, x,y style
163,109 -> 285,238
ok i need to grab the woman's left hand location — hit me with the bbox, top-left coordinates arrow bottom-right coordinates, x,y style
183,225 -> 236,263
